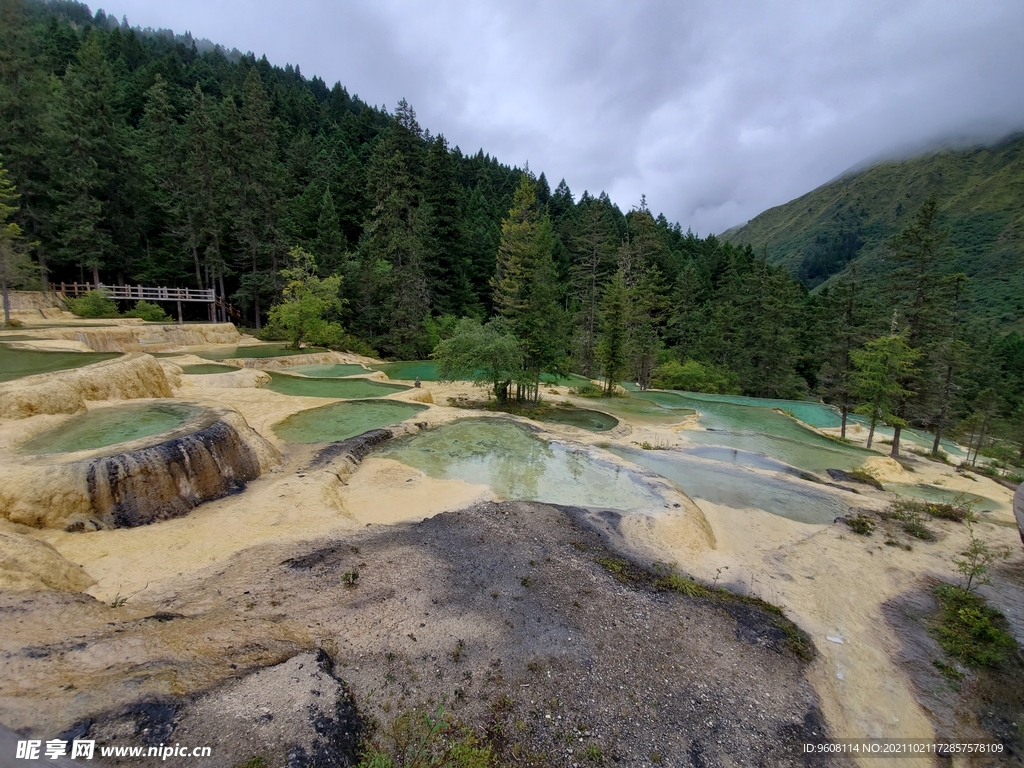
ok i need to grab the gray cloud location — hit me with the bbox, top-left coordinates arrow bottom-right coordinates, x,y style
113,0 -> 1024,234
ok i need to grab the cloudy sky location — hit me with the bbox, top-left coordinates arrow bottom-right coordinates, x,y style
110,0 -> 1024,235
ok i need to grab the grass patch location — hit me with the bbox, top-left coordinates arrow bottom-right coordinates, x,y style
931,583 -> 1017,668
592,553 -> 814,660
843,515 -> 875,536
883,498 -> 936,540
357,704 -> 493,768
931,658 -> 964,685
847,468 -> 884,489
633,439 -> 670,451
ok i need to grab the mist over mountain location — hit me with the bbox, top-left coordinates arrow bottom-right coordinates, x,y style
724,133 -> 1024,330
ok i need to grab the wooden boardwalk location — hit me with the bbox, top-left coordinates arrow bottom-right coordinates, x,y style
52,283 -> 215,303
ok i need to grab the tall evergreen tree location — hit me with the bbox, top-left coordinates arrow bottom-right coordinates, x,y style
597,269 -> 629,395
568,194 -> 617,376
359,139 -> 432,357
50,31 -> 122,286
492,176 -> 564,401
851,333 -> 920,453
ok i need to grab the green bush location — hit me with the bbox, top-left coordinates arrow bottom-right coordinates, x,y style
844,515 -> 875,535
67,290 -> 119,318
650,359 -> 739,394
932,583 -> 1016,667
123,300 -> 170,322
570,383 -> 605,397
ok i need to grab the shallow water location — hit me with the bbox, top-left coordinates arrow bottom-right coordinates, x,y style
627,387 -> 966,456
378,418 -> 668,511
884,483 -> 1002,512
0,344 -> 119,383
579,395 -> 696,426
286,363 -> 370,378
180,363 -> 239,375
194,344 -> 329,360
629,390 -> 873,473
19,402 -> 201,455
681,445 -> 808,477
265,372 -> 409,398
370,360 -> 439,381
609,445 -> 849,525
273,400 -> 428,444
533,407 -> 619,432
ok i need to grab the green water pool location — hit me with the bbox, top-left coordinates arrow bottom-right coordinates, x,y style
266,371 -> 409,398
273,400 -> 428,444
180,363 -> 240,375
629,390 -> 873,473
378,418 -> 668,511
609,445 -> 848,525
369,360 -> 440,381
19,402 -> 201,455
0,344 -> 120,383
578,395 -> 696,426
533,407 -> 619,432
287,363 -> 371,378
194,344 -> 329,360
885,483 -> 1002,512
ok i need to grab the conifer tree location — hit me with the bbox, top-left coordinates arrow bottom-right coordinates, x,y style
598,269 -> 629,394
227,69 -> 282,328
360,139 -> 432,357
0,154 -> 27,324
817,266 -> 875,437
492,176 -> 564,401
50,31 -> 121,286
568,194 -> 617,376
851,333 -> 920,452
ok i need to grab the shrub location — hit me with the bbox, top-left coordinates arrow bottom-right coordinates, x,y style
932,583 -> 1016,667
67,290 -> 119,318
124,299 -> 170,322
843,515 -> 875,536
570,383 -> 604,397
650,358 -> 739,394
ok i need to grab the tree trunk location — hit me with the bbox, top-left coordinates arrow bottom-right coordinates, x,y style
218,271 -> 228,324
932,362 -> 955,454
840,404 -> 848,439
252,252 -> 261,330
1,269 -> 10,325
38,250 -> 48,291
193,246 -> 204,289
890,425 -> 902,459
92,264 -> 100,289
866,415 -> 877,449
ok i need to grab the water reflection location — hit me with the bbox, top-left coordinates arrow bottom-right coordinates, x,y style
609,445 -> 849,525
378,418 -> 667,512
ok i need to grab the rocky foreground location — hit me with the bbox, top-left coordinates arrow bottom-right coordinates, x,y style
0,501 -> 836,767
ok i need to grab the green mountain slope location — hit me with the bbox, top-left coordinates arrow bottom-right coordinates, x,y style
722,134 -> 1024,328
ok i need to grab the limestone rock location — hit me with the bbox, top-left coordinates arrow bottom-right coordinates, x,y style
0,523 -> 95,591
0,354 -> 172,419
181,368 -> 270,389
858,456 -> 907,484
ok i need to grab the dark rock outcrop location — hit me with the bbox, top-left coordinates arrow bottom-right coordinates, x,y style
85,417 -> 262,528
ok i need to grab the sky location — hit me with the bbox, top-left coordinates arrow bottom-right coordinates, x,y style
108,0 -> 1024,235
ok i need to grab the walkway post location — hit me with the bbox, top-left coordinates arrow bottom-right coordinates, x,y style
177,299 -> 183,324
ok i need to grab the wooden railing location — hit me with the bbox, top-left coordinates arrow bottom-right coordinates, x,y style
52,283 -> 216,303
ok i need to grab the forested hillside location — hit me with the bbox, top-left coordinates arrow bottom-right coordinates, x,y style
722,135 -> 1024,329
1,0 -> 1022,462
